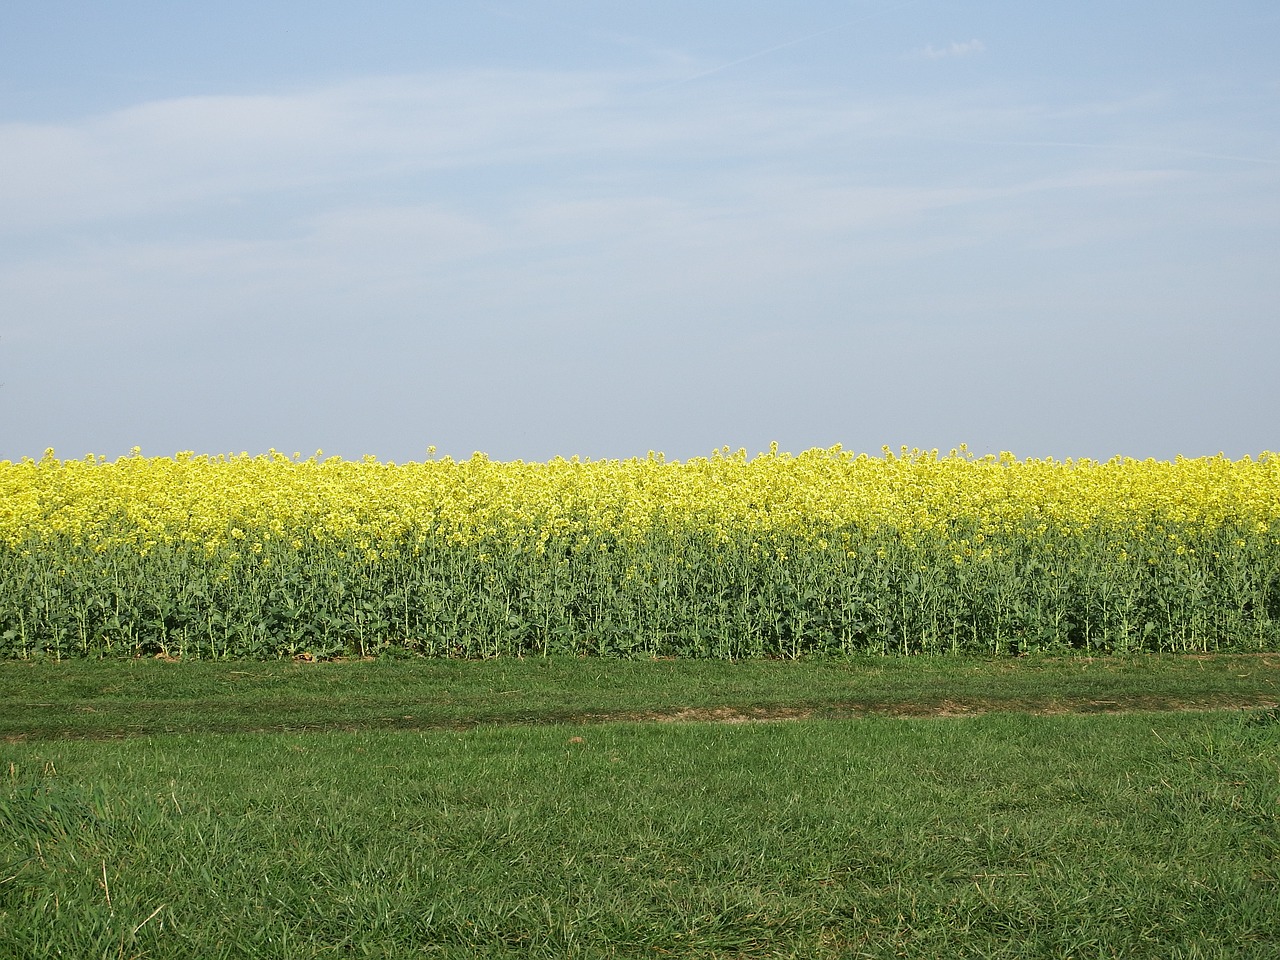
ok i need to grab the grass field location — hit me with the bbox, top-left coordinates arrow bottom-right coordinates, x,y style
3,654 -> 1279,958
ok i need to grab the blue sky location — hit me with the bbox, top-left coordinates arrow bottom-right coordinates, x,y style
3,1 -> 1278,462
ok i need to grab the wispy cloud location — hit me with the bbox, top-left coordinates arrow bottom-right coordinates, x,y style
0,64 -> 1185,245
913,39 -> 986,60
0,70 -> 694,235
2,63 -> 1267,352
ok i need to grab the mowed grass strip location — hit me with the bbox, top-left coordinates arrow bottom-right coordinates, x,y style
3,709 -> 1279,959
2,653 -> 1278,739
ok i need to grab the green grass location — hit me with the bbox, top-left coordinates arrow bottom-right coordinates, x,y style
3,656 -> 1280,958
2,653 -> 1277,739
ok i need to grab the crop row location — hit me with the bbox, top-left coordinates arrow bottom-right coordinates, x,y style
2,447 -> 1278,658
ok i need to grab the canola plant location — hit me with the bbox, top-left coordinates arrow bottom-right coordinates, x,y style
2,445 -> 1277,658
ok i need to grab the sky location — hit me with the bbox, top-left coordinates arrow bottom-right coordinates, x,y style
2,1 -> 1278,463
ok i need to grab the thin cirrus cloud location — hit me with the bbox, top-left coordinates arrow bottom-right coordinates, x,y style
0,61 -> 1180,249
3,63 -> 1271,395
0,70 -> 663,234
913,39 -> 987,60
0,62 -> 1256,343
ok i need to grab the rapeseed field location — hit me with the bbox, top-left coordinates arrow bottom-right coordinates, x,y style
2,446 -> 1277,658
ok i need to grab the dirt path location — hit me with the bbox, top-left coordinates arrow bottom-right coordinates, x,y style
586,695 -> 1280,726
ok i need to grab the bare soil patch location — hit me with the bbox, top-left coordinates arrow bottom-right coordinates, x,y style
600,695 -> 1280,726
